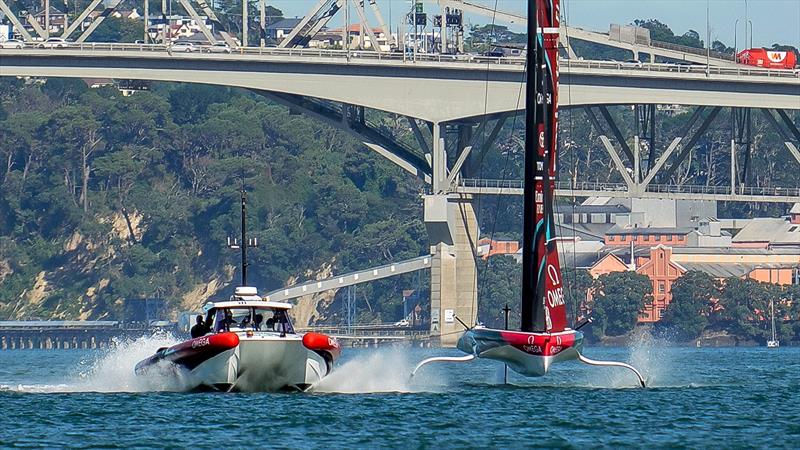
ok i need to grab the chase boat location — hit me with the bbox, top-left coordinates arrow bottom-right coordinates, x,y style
135,286 -> 340,391
135,189 -> 340,391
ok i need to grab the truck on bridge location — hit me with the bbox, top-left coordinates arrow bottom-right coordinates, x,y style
737,48 -> 798,70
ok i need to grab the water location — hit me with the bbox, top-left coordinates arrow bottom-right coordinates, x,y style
1,335 -> 798,448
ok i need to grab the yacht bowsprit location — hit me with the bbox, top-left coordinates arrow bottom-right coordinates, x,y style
412,0 -> 645,387
135,189 -> 340,392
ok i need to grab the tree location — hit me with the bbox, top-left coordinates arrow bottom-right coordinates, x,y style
659,271 -> 718,341
477,256 -> 521,329
714,278 -> 781,344
87,17 -> 142,43
562,268 -> 593,325
591,272 -> 652,338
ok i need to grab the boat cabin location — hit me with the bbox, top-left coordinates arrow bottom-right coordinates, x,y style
202,287 -> 295,334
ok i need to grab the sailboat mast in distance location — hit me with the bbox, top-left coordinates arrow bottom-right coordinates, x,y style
521,0 -> 568,333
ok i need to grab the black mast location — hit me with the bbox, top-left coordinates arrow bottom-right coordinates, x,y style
520,0 -> 542,332
240,189 -> 248,286
228,188 -> 257,286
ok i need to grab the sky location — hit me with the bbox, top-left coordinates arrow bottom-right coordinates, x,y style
268,0 -> 800,48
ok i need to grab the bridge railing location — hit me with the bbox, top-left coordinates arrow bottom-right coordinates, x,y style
459,179 -> 800,198
562,59 -> 800,78
10,43 -> 799,79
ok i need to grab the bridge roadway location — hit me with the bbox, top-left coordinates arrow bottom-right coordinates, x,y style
1,45 -> 798,124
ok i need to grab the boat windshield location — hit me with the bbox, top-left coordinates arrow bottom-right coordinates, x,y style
211,307 -> 294,334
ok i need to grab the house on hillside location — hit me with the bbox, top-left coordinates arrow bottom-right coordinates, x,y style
265,18 -> 302,40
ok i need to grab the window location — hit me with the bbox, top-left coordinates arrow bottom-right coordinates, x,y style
608,235 -> 615,242
659,281 -> 665,293
655,235 -> 661,241
678,235 -> 685,242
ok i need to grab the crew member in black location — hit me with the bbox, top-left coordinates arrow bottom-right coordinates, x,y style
190,315 -> 206,338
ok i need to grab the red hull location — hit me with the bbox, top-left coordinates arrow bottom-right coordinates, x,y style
134,332 -> 240,374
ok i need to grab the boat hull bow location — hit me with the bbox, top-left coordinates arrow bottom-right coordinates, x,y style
457,327 -> 584,377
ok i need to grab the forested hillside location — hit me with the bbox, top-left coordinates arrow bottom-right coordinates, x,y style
0,79 -> 427,323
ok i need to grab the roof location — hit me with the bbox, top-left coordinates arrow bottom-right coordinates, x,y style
265,18 -> 302,30
681,262 -> 799,279
671,247 -> 800,255
556,222 -> 615,241
561,252 -> 603,269
605,225 -> 693,236
732,218 -> 795,243
680,263 -> 753,278
205,300 -> 292,310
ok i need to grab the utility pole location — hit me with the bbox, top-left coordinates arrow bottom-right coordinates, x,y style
259,0 -> 264,47
242,0 -> 248,47
706,0 -> 710,68
344,0 -> 349,54
144,0 -> 149,42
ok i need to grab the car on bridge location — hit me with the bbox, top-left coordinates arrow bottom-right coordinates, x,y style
170,41 -> 197,53
37,37 -> 69,49
202,42 -> 232,54
0,39 -> 25,49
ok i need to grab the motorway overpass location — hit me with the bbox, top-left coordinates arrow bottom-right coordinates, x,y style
1,46 -> 798,125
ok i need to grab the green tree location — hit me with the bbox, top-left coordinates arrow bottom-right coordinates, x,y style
591,271 -> 652,338
477,256 -> 521,329
659,271 -> 718,341
563,268 -> 593,325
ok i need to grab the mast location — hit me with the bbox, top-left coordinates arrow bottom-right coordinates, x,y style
227,188 -> 257,286
240,189 -> 248,286
520,0 -> 541,332
771,298 -> 776,342
521,0 -> 567,333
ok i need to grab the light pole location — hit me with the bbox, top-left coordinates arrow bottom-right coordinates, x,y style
734,18 -> 739,54
747,20 -> 753,48
706,0 -> 710,68
744,0 -> 748,50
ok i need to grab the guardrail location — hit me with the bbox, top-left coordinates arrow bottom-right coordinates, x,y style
650,39 -> 735,61
458,178 -> 800,198
4,43 -> 799,79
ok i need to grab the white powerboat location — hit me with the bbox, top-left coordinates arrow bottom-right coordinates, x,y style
135,286 -> 340,391
136,189 -> 340,391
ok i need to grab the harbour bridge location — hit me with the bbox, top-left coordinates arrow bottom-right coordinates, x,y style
1,0 -> 798,346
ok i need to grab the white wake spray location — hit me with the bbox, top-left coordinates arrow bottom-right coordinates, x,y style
314,348 -> 444,394
2,333 -> 191,393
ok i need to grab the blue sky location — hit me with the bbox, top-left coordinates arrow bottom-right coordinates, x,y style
268,0 -> 800,48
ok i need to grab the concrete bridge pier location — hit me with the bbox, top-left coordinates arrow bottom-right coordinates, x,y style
425,194 -> 479,347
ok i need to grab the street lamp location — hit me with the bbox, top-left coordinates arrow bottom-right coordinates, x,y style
734,18 -> 739,54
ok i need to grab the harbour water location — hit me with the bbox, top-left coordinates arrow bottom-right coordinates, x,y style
1,334 -> 798,448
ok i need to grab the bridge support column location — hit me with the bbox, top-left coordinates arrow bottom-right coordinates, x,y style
425,195 -> 478,347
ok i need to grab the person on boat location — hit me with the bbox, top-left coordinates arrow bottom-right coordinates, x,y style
222,309 -> 236,331
190,315 -> 206,338
253,313 -> 263,331
265,317 -> 275,332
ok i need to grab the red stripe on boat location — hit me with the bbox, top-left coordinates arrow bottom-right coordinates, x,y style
498,330 -> 577,357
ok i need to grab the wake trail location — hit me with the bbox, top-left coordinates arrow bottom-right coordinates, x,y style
314,348 -> 445,394
1,333 -> 190,393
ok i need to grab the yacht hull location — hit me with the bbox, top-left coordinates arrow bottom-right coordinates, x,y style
457,327 -> 584,377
